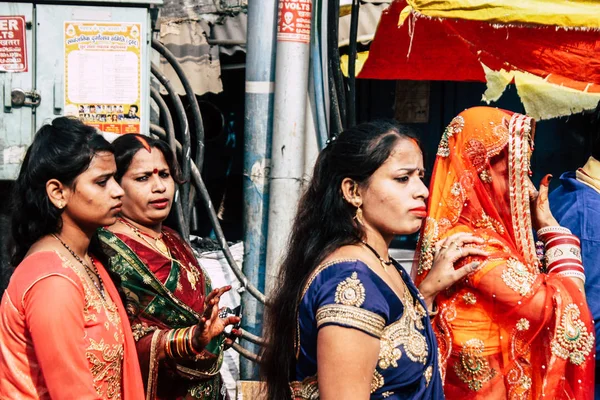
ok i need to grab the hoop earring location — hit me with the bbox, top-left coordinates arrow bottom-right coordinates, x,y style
354,206 -> 364,225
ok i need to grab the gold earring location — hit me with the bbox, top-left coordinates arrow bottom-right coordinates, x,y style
354,205 -> 364,225
57,201 -> 64,209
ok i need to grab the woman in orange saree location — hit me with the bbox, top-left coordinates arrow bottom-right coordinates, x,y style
415,106 -> 595,399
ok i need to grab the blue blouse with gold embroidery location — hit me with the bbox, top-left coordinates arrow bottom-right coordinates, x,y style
293,260 -> 444,399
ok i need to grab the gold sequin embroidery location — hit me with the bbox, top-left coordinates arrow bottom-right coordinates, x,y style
551,304 -> 594,365
501,258 -> 536,296
479,169 -> 493,183
334,272 -> 366,307
371,370 -> 384,393
418,217 -> 439,275
437,115 -> 465,157
516,318 -> 530,331
474,210 -> 505,235
316,304 -> 385,338
290,375 -> 319,399
131,322 -> 158,341
86,339 -> 124,399
453,338 -> 496,392
378,289 -> 428,367
462,292 -> 477,305
424,365 -> 433,387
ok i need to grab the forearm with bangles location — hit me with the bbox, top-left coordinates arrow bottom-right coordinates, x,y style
538,226 -> 585,282
159,326 -> 215,361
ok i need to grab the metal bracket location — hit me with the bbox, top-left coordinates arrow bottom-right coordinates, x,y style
2,74 -> 13,113
53,77 -> 63,115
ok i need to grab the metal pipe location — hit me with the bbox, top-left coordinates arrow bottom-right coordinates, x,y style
327,0 -> 346,129
150,87 -> 175,150
150,62 -> 191,238
241,0 -> 278,378
265,0 -> 313,293
347,0 -> 360,127
151,39 -> 205,173
150,123 -> 166,138
31,5 -> 37,130
150,128 -> 267,305
231,342 -> 261,363
148,85 -> 187,237
239,328 -> 265,346
310,0 -> 328,148
191,162 -> 266,304
304,65 -> 319,185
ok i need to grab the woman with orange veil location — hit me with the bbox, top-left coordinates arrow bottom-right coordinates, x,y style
415,106 -> 595,399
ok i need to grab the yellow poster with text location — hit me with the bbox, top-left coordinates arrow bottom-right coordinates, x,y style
64,22 -> 141,134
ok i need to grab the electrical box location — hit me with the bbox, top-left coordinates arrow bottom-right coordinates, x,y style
0,0 -> 160,179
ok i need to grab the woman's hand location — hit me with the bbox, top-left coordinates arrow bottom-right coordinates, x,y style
418,233 -> 488,310
530,174 -> 559,231
192,286 -> 241,351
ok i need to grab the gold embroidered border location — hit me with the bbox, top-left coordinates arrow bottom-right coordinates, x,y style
146,330 -> 163,400
295,258 -> 359,359
508,114 -> 538,266
316,304 -> 385,338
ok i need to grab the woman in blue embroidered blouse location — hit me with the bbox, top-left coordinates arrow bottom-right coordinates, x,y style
262,120 -> 488,399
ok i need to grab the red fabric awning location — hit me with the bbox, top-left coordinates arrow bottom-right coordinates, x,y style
359,0 -> 600,93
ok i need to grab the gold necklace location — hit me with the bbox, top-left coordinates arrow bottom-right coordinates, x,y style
118,219 -> 201,290
118,218 -> 169,254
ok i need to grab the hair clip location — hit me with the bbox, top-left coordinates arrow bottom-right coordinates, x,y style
325,135 -> 337,146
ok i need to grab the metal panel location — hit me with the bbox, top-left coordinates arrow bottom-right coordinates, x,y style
35,4 -> 151,134
0,2 -> 33,179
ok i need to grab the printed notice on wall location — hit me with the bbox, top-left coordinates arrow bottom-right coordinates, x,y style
277,0 -> 312,43
0,16 -> 27,72
64,22 -> 141,134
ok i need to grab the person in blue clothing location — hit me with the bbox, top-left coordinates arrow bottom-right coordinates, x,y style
549,102 -> 600,397
261,120 -> 487,400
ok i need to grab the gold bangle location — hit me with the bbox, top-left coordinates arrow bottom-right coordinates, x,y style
176,329 -> 187,358
164,329 -> 175,359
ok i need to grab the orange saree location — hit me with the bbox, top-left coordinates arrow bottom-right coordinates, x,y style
415,107 -> 595,399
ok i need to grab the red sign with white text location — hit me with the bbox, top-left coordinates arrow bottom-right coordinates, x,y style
277,0 -> 312,43
0,16 -> 27,72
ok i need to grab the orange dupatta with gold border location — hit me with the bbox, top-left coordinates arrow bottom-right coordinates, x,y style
414,106 -> 595,399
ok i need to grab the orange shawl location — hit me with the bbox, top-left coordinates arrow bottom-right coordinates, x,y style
415,106 -> 595,399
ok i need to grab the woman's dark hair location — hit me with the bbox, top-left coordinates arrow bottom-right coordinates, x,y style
111,134 -> 183,184
261,120 -> 420,399
11,117 -> 113,266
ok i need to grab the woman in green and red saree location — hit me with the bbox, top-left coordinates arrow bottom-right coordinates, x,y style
98,134 -> 240,400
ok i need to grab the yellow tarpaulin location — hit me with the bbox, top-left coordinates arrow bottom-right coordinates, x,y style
481,64 -> 600,120
405,0 -> 600,28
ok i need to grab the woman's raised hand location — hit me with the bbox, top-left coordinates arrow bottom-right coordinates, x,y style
192,286 -> 241,351
529,174 -> 559,231
418,233 -> 488,309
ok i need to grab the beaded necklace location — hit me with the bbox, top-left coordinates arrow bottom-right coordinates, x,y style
52,234 -> 106,300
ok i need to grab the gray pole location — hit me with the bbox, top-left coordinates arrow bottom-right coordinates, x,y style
241,0 -> 278,379
265,0 -> 313,293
